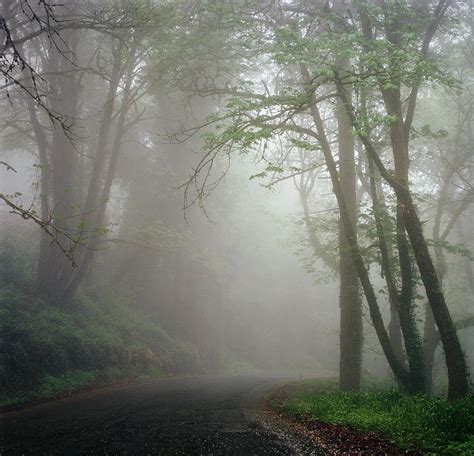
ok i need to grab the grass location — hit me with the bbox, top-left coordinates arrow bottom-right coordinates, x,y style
0,365 -> 166,409
0,369 -> 99,409
38,370 -> 98,398
274,378 -> 474,455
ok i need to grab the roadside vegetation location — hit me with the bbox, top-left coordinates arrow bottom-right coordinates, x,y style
0,287 -> 200,409
0,230 -> 203,409
1,2 -> 474,451
273,379 -> 474,455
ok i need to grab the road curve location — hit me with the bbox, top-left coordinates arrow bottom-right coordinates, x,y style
0,375 -> 325,455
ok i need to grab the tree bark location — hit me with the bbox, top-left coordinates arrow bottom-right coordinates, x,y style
374,170 -> 404,364
64,49 -> 135,302
336,78 -> 469,400
336,94 -> 362,392
425,162 -> 472,392
301,64 -> 411,390
382,90 -> 426,394
27,98 -> 52,292
367,154 -> 426,393
34,27 -> 82,296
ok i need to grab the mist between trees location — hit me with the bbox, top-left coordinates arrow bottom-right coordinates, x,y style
0,0 -> 473,402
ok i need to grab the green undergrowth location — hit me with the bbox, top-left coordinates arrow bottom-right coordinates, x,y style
0,231 -> 204,408
273,378 -> 474,455
0,284 -> 204,407
0,226 -> 230,412
0,366 -> 164,409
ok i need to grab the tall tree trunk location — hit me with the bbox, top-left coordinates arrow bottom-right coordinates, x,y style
359,137 -> 404,364
383,90 -> 426,394
367,154 -> 426,393
27,98 -> 52,293
301,65 -> 411,390
375,179 -> 404,364
424,168 -> 451,393
367,156 -> 406,370
36,28 -> 82,297
336,79 -> 469,400
337,94 -> 362,392
458,219 -> 474,296
64,50 -> 135,302
425,165 -> 472,392
354,0 -> 466,399
402,191 -> 467,399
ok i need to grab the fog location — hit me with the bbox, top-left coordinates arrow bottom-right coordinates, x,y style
1,0 -> 473,408
1,115 -> 344,376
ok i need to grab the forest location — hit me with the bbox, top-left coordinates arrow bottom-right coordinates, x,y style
0,1 -> 473,454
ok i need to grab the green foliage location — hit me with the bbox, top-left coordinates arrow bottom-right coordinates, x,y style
38,370 -> 97,398
193,0 -> 461,189
0,370 -> 98,409
0,283 -> 204,405
0,238 -> 204,406
293,211 -> 339,283
427,239 -> 474,261
0,365 -> 169,408
278,380 -> 474,455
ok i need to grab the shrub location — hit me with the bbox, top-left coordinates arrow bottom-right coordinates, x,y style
0,231 -> 204,407
0,282 -> 202,402
38,370 -> 97,398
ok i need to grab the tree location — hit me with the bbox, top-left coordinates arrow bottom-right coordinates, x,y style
1,0 -> 146,266
335,0 -> 468,400
182,0 -> 470,399
336,69 -> 363,392
416,15 -> 474,390
2,0 -> 182,302
1,0 -> 75,252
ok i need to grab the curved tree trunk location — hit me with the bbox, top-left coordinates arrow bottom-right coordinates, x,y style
336,78 -> 469,400
383,90 -> 426,394
301,65 -> 411,390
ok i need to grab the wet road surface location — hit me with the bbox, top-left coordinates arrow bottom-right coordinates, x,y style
0,375 -> 325,455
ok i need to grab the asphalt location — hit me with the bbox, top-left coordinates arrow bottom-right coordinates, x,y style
0,375 -> 326,455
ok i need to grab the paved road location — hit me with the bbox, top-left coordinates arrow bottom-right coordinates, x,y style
0,375 -> 325,455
